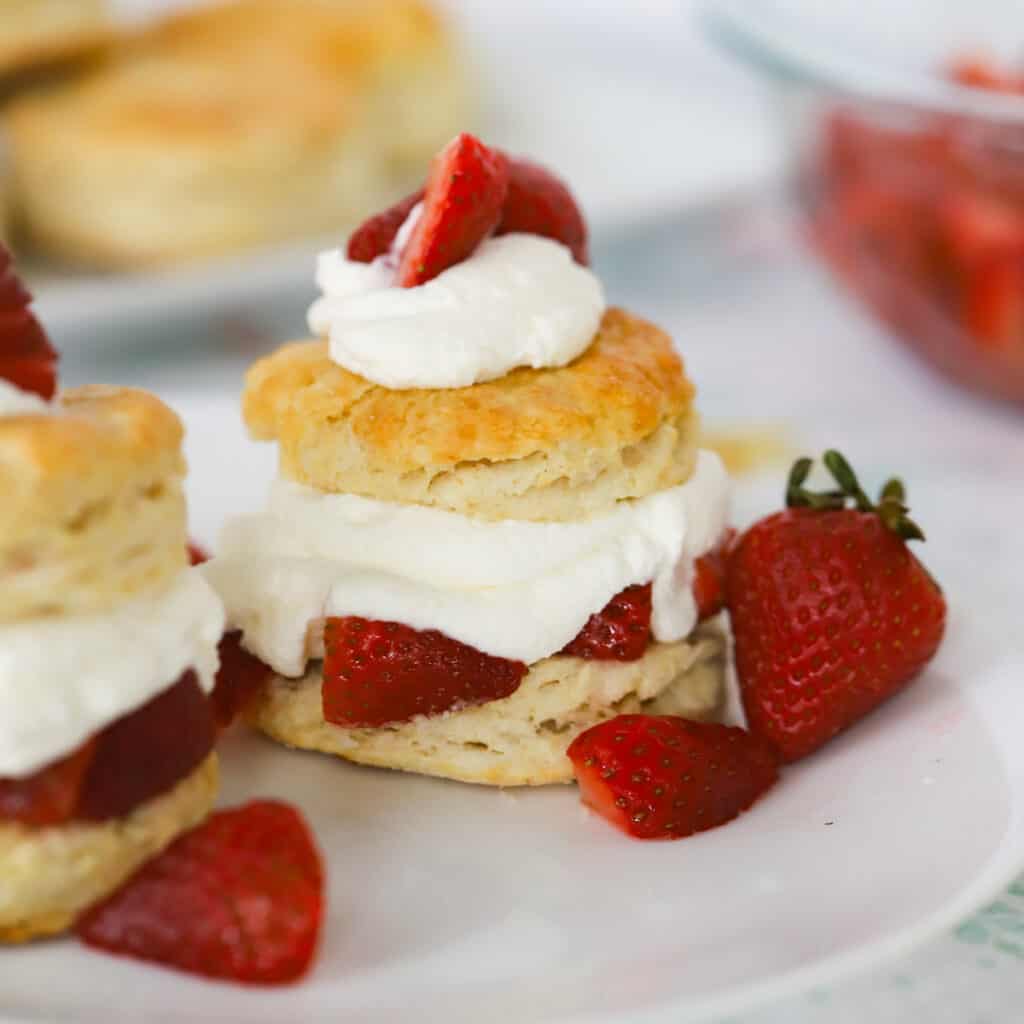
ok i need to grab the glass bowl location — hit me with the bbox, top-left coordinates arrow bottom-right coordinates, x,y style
705,0 -> 1024,405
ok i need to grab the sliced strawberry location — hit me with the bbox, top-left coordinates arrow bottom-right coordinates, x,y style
0,246 -> 58,399
964,257 -> 1024,349
186,542 -> 210,566
692,528 -> 737,622
322,617 -> 526,728
568,715 -> 779,840
397,133 -> 509,287
76,671 -> 216,822
939,191 -> 1024,269
496,157 -> 589,264
210,631 -> 274,730
0,741 -> 96,827
347,189 -> 424,263
77,800 -> 324,985
560,584 -> 652,661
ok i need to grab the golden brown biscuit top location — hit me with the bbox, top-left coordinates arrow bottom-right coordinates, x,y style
243,307 -> 695,482
0,385 -> 184,525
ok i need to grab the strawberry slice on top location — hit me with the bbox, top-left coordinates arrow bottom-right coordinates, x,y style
0,245 -> 58,400
397,133 -> 510,287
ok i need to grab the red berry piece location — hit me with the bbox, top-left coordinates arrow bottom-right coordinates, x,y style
322,617 -> 526,728
397,133 -> 509,287
76,671 -> 216,822
0,741 -> 96,827
692,527 -> 737,622
727,451 -> 947,762
568,715 -> 778,840
560,584 -> 652,661
0,245 -> 58,399
77,800 -> 324,985
496,157 -> 589,264
347,189 -> 424,263
210,631 -> 274,730
186,542 -> 210,566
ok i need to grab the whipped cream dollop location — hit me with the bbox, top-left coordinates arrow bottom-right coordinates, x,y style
307,232 -> 606,390
0,569 -> 226,778
0,379 -> 51,416
204,451 -> 730,677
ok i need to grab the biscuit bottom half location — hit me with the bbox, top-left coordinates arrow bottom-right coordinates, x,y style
0,754 -> 218,944
247,628 -> 726,787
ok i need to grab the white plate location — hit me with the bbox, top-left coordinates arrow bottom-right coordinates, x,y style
30,1 -> 780,346
2,395 -> 1021,1024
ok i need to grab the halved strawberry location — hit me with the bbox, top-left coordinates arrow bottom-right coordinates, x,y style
397,133 -> 509,287
560,584 -> 652,661
322,617 -> 526,728
210,631 -> 274,730
496,158 -> 589,264
347,189 -> 424,263
568,715 -> 779,840
0,741 -> 96,827
0,245 -> 57,399
692,528 -> 737,622
77,800 -> 324,985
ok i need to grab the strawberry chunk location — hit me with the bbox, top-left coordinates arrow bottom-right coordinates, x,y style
496,158 -> 589,264
692,528 -> 737,622
77,800 -> 324,985
322,617 -> 526,728
76,671 -> 216,822
347,189 -> 424,263
210,631 -> 274,730
964,257 -> 1024,349
186,542 -> 210,566
0,741 -> 96,828
560,584 -> 652,661
0,246 -> 58,399
397,133 -> 509,287
568,715 -> 779,840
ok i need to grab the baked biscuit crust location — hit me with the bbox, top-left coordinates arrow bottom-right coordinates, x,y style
0,386 -> 187,621
0,0 -> 110,79
248,629 -> 726,787
0,754 -> 218,943
244,308 -> 699,521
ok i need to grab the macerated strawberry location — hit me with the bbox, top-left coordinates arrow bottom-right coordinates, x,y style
0,741 -> 96,827
964,257 -> 1024,349
560,584 -> 652,661
568,715 -> 778,840
727,451 -> 947,762
76,672 -> 216,822
496,157 -> 589,264
692,528 -> 737,622
77,800 -> 324,985
0,245 -> 58,399
210,631 -> 273,730
347,189 -> 424,263
397,133 -> 509,287
322,617 -> 526,728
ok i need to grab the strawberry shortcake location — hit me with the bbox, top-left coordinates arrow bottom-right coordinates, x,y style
0,250 -> 225,941
205,134 -> 732,785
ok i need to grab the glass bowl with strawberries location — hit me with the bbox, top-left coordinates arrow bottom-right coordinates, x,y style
707,0 -> 1024,405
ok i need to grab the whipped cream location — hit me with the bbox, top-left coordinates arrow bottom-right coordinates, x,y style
204,451 -> 730,677
0,569 -> 226,778
0,379 -> 51,416
307,233 -> 606,390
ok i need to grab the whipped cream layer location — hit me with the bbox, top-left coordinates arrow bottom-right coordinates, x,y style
0,569 -> 226,778
0,379 -> 51,416
307,233 -> 606,390
204,450 -> 730,677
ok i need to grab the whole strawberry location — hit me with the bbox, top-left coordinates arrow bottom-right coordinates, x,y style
727,451 -> 946,762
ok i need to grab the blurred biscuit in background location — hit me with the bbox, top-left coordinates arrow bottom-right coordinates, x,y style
4,0 -> 466,269
0,0 -> 111,80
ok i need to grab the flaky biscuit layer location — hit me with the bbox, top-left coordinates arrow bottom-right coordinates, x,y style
0,754 -> 218,943
0,0 -> 110,78
248,629 -> 726,787
0,386 -> 187,622
244,308 -> 699,521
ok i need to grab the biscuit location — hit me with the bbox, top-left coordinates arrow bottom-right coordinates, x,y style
5,0 -> 465,268
0,386 -> 187,622
0,1 -> 110,79
244,308 -> 699,521
248,629 -> 726,786
0,753 -> 218,943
